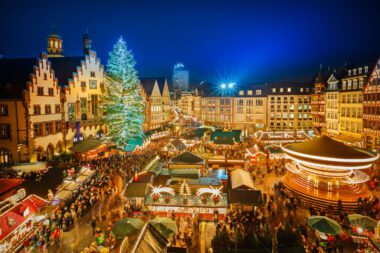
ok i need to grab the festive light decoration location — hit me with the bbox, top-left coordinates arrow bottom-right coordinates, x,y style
196,186 -> 223,198
150,185 -> 175,197
102,37 -> 144,149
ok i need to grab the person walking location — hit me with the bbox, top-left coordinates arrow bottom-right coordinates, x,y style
90,217 -> 96,235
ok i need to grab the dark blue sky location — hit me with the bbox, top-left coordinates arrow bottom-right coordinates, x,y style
1,0 -> 380,85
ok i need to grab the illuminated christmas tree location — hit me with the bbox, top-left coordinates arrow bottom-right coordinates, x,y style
102,37 -> 144,149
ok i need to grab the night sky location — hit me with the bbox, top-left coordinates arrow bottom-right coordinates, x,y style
1,0 -> 380,85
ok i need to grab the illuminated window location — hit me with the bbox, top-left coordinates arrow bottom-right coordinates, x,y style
247,90 -> 253,95
287,88 -> 291,92
0,124 -> 10,139
90,71 -> 96,77
0,105 -> 8,116
33,105 -> 41,115
280,88 -> 284,92
239,90 -> 244,95
45,105 -> 51,114
89,80 -> 97,89
48,88 -> 54,96
255,90 -> 262,95
272,88 -> 276,93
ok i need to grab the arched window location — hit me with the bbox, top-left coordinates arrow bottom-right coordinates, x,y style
96,130 -> 104,139
44,73 -> 47,80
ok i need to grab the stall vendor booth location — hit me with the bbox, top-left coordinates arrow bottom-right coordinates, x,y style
246,144 -> 267,165
0,192 -> 48,253
75,166 -> 96,183
71,138 -> 109,160
228,169 -> 261,210
168,151 -> 205,170
53,180 -> 80,205
124,183 -> 149,210
163,138 -> 186,153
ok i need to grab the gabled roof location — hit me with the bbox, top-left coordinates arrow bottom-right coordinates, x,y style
168,138 -> 186,151
140,77 -> 167,96
0,58 -> 36,99
124,183 -> 148,198
49,56 -> 84,87
230,169 -> 255,190
169,151 -> 205,165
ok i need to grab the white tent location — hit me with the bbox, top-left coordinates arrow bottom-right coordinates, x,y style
230,169 -> 255,190
54,189 -> 73,201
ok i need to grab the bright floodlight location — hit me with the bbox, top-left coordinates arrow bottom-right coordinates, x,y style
221,83 -> 227,89
228,82 -> 236,88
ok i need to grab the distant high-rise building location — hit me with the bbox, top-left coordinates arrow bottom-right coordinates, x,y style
172,63 -> 189,91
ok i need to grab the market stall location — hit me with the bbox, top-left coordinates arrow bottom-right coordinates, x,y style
0,194 -> 48,252
75,166 -> 96,183
168,151 -> 205,170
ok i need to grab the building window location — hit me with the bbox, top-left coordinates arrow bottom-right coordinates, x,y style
272,88 -> 276,93
91,95 -> 98,116
45,122 -> 52,135
0,124 -> 10,139
45,105 -> 51,114
239,90 -> 244,95
365,66 -> 368,73
37,87 -> 44,96
89,80 -> 97,89
0,105 -> 8,116
43,73 -> 48,80
33,105 -> 41,115
256,90 -> 262,95
55,104 -> 61,113
256,99 -> 263,106
247,90 -> 253,95
300,88 -> 304,92
48,88 -> 54,96
68,103 -> 75,121
306,88 -> 310,93
280,88 -> 284,93
34,123 -> 42,137
55,121 -> 61,133
90,71 -> 96,78
287,88 -> 291,92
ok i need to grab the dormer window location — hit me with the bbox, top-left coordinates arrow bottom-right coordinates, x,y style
272,88 -> 276,93
280,88 -> 284,93
358,68 -> 362,74
365,66 -> 369,72
255,90 -> 262,95
300,88 -> 304,92
287,88 -> 291,92
239,90 -> 244,95
247,90 -> 253,95
348,70 -> 352,76
353,69 -> 357,75
44,73 -> 47,80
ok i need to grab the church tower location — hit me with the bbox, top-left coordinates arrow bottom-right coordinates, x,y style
83,32 -> 92,55
47,28 -> 63,57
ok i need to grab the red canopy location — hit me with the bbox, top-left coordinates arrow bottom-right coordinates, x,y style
0,179 -> 24,201
0,194 -> 47,241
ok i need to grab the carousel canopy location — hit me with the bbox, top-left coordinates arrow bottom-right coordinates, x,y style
283,135 -> 376,160
169,151 -> 205,165
230,169 -> 255,190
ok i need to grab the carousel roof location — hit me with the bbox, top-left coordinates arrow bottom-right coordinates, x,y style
283,135 -> 376,160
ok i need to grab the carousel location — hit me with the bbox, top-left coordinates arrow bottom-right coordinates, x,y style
282,136 -> 379,212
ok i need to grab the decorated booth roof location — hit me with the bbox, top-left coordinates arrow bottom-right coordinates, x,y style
283,135 -> 375,159
230,169 -> 255,190
169,151 -> 205,165
0,179 -> 24,199
168,138 -> 186,151
0,194 -> 47,241
71,138 -> 104,153
124,183 -> 149,198
229,189 -> 261,205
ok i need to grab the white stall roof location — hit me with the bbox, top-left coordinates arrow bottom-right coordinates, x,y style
230,169 -> 255,190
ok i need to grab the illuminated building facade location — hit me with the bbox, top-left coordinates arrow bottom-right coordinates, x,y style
140,78 -> 172,131
337,65 -> 370,146
172,63 -> 189,91
363,59 -> 380,152
282,136 -> 378,212
0,32 -> 105,164
311,70 -> 327,135
267,83 -> 313,131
